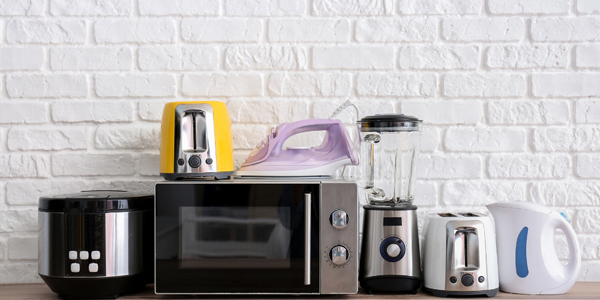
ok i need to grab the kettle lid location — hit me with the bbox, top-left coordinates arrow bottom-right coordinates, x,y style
487,201 -> 552,214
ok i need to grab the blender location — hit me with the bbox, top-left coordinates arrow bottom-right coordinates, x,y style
358,114 -> 423,294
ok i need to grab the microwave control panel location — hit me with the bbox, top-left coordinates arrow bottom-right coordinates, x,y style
320,182 -> 358,294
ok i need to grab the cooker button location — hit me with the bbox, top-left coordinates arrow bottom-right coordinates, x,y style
91,251 -> 101,260
449,276 -> 457,284
177,158 -> 185,166
206,158 -> 213,165
68,251 -> 78,260
79,251 -> 89,260
70,263 -> 80,273
89,263 -> 99,273
478,276 -> 485,283
188,156 -> 201,168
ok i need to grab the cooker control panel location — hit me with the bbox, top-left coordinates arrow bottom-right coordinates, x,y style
64,214 -> 105,277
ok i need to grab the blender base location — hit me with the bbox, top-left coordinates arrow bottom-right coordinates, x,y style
360,275 -> 421,294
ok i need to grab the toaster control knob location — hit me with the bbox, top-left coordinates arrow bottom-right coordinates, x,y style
188,156 -> 201,168
380,237 -> 405,262
462,274 -> 475,287
329,245 -> 349,266
330,210 -> 348,229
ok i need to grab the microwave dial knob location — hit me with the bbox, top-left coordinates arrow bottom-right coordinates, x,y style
330,210 -> 348,229
329,245 -> 349,266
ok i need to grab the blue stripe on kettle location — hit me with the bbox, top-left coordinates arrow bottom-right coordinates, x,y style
516,227 -> 529,278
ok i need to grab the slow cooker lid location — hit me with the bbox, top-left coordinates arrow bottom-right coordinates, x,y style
39,190 -> 153,213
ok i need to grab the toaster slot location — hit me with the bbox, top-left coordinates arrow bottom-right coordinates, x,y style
438,213 -> 457,218
459,213 -> 479,217
181,109 -> 207,153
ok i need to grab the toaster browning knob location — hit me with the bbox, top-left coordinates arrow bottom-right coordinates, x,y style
188,156 -> 202,168
329,245 -> 349,266
461,274 -> 475,287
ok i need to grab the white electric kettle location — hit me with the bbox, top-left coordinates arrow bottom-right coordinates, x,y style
486,202 -> 581,295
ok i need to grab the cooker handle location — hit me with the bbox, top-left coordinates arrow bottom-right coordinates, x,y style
304,193 -> 311,286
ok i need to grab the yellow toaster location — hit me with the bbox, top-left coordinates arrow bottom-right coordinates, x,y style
160,101 -> 234,180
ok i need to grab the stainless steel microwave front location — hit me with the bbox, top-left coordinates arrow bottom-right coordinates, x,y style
154,180 -> 358,295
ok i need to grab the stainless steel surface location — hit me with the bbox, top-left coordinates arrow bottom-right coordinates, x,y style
38,212 -> 65,276
331,210 -> 349,230
330,246 -> 349,266
39,211 -> 146,278
445,220 -> 490,292
174,103 -> 218,174
360,208 -> 421,279
304,193 -> 311,286
320,182 -> 359,295
104,212 -> 144,277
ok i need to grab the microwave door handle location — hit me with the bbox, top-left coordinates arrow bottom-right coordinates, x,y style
304,193 -> 311,286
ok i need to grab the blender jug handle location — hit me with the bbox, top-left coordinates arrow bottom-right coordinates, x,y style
361,134 -> 380,189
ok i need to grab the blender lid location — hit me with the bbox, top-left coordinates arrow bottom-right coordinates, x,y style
39,190 -> 153,213
358,114 -> 422,131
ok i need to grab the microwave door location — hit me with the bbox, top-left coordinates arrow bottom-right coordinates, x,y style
155,183 -> 320,294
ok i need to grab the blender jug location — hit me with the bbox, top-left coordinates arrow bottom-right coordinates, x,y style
358,114 -> 422,205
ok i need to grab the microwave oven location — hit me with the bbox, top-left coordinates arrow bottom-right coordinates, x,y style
155,180 -> 358,295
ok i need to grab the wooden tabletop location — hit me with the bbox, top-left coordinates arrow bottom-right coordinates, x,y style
0,283 -> 598,299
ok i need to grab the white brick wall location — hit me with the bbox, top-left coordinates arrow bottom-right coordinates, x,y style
1,0 -> 600,285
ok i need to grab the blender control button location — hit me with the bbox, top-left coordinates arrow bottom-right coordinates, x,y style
386,243 -> 401,257
79,251 -> 89,260
70,263 -> 80,273
68,251 -> 77,260
188,156 -> 201,168
206,158 -> 213,165
330,210 -> 349,229
177,158 -> 185,166
478,276 -> 485,283
449,276 -> 457,284
91,251 -> 101,260
379,237 -> 406,262
89,263 -> 99,273
462,274 -> 475,287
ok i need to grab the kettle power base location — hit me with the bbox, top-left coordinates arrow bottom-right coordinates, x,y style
360,275 -> 421,295
423,287 -> 499,298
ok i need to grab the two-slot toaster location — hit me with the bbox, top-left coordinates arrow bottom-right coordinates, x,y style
423,212 -> 499,297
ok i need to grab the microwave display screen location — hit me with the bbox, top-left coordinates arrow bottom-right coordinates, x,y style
180,206 -> 291,269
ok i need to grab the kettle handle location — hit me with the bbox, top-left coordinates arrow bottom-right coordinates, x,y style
552,212 -> 581,280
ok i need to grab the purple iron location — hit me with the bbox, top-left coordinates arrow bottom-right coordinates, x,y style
235,119 -> 359,177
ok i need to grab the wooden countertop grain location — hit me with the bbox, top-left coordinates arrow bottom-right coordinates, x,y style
0,283 -> 598,299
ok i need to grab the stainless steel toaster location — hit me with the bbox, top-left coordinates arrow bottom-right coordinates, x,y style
423,212 -> 499,297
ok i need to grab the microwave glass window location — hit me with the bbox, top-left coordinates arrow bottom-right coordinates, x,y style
180,207 -> 291,269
